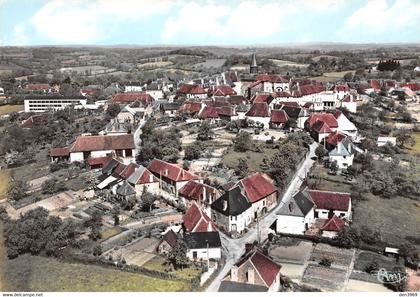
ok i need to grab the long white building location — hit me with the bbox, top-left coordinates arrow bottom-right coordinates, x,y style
24,94 -> 87,112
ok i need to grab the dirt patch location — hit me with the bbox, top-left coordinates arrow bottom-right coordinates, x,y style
270,240 -> 313,264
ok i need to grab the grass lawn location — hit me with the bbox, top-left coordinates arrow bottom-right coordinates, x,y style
4,254 -> 190,292
311,71 -> 355,83
100,226 -> 125,242
0,170 -> 10,200
221,146 -> 278,173
9,160 -> 50,181
142,256 -> 201,281
354,251 -> 404,272
0,105 -> 23,116
406,132 -> 420,155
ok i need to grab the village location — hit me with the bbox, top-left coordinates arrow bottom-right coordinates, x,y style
0,46 -> 419,293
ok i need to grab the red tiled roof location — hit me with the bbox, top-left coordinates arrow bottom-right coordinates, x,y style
245,103 -> 270,118
178,180 -> 220,203
255,75 -> 288,83
400,83 -> 420,92
309,190 -> 351,211
296,84 -> 325,97
236,249 -> 281,287
370,80 -> 381,91
279,102 -> 300,108
177,84 -> 206,95
253,94 -> 273,104
136,168 -> 159,184
270,110 -> 289,124
26,84 -> 50,91
50,147 -> 70,157
217,106 -> 237,117
325,132 -> 346,147
113,92 -> 154,104
161,229 -> 178,248
183,202 -> 216,232
70,134 -> 135,152
330,85 -> 350,92
210,85 -> 237,97
238,173 -> 276,203
179,101 -> 202,114
120,163 -> 139,180
20,114 -> 49,129
312,120 -> 332,133
87,156 -> 112,167
228,95 -> 247,105
306,113 -> 338,129
272,91 -> 292,98
200,106 -> 220,119
114,162 -> 127,176
148,159 -> 200,183
248,81 -> 263,89
321,215 -> 346,232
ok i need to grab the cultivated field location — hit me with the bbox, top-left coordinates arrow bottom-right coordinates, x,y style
302,264 -> 347,291
0,171 -> 10,200
4,254 -> 190,291
193,59 -> 226,68
354,251 -> 404,272
311,71 -> 355,83
407,132 -> 420,155
0,105 -> 24,116
269,59 -> 309,68
221,146 -> 278,173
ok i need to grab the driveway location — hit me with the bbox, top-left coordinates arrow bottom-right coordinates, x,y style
206,142 -> 317,292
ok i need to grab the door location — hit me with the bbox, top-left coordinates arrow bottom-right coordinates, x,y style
193,251 -> 197,260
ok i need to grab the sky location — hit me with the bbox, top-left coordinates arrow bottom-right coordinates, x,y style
0,0 -> 420,46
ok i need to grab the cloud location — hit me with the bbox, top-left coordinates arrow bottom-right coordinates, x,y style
9,24 -> 28,46
30,0 -> 179,44
339,0 -> 420,40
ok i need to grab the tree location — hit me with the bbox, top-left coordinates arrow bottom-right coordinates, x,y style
395,130 -> 415,148
315,145 -> 328,160
139,191 -> 158,212
364,261 -> 379,274
6,179 -> 29,201
233,131 -> 252,152
343,72 -> 353,82
106,103 -> 121,119
93,245 -> 102,256
329,160 -> 338,174
184,141 -> 203,160
234,158 -> 249,178
319,258 -> 332,267
84,211 -> 102,241
197,121 -> 214,141
167,239 -> 190,270
41,178 -> 67,194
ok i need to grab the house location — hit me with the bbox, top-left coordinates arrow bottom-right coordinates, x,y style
126,165 -> 160,197
309,190 -> 352,220
24,94 -> 87,112
211,186 -> 252,235
334,111 -> 358,137
305,113 -> 338,142
330,85 -> 350,100
87,156 -> 113,170
25,83 -> 52,93
200,106 -> 220,122
178,180 -> 221,210
280,104 -> 309,129
148,159 -> 202,197
100,119 -> 131,135
270,109 -> 289,129
177,84 -> 207,99
160,102 -> 181,117
236,173 -> 278,219
220,248 -> 281,292
113,92 -> 154,105
276,191 -> 315,235
320,215 -> 346,238
117,105 -> 144,125
50,134 -> 136,164
208,85 -> 237,97
341,94 -> 358,113
179,101 -> 203,117
157,229 -> 178,255
184,231 -> 222,262
183,202 -> 217,233
217,106 -> 238,122
20,114 -> 49,129
245,103 -> 271,129
115,180 -> 136,201
324,131 -> 347,150
328,138 -> 359,170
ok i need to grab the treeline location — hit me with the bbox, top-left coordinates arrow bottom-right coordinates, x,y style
377,59 -> 401,71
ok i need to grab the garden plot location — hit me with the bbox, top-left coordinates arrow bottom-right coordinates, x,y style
310,243 -> 355,269
301,264 -> 348,291
269,240 -> 313,265
104,237 -> 160,266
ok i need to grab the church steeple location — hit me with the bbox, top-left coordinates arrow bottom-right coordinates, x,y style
250,53 -> 258,74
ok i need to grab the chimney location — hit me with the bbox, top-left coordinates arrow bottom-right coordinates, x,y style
247,268 -> 255,284
223,200 -> 228,211
165,169 -> 168,176
288,202 -> 294,213
149,174 -> 153,183
231,266 -> 239,282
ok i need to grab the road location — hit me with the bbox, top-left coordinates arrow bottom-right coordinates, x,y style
133,106 -> 153,151
206,142 -> 317,292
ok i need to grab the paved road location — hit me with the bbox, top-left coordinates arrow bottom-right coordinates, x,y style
206,142 -> 317,292
133,106 -> 153,151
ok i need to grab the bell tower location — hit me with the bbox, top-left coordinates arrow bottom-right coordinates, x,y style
250,53 -> 258,74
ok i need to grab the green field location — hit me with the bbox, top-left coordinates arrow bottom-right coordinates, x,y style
221,147 -> 278,173
4,254 -> 190,292
0,105 -> 23,116
0,171 -> 10,200
143,256 -> 201,281
354,251 -> 404,272
311,71 -> 355,83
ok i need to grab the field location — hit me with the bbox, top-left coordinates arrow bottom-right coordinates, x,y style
354,251 -> 404,272
142,256 -> 201,281
311,71 -> 355,83
407,132 -> 420,155
4,254 -> 190,292
0,171 -> 10,200
221,146 -> 278,173
137,61 -> 173,69
311,164 -> 420,250
269,59 -> 309,68
193,59 -> 226,68
0,221 -> 5,291
0,105 -> 24,116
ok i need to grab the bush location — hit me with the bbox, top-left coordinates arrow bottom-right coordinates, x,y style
319,258 -> 332,267
41,178 -> 67,194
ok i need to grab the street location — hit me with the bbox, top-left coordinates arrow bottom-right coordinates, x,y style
206,142 -> 317,292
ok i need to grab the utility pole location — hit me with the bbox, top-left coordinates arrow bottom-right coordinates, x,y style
206,240 -> 210,269
257,212 -> 260,245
